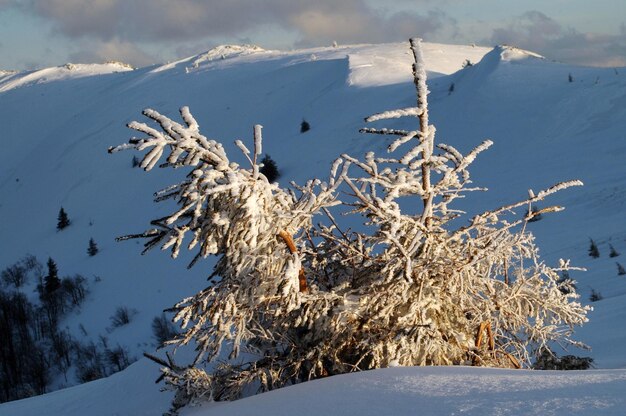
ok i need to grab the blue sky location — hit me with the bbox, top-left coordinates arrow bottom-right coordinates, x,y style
0,0 -> 624,70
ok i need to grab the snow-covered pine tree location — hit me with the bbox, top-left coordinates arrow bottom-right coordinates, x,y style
111,38 -> 590,410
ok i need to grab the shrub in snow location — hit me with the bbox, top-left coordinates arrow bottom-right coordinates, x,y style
589,289 -> 602,302
1,254 -> 42,289
259,154 -> 279,183
533,348 -> 593,370
1,262 -> 26,288
609,244 -> 619,258
110,306 -> 136,328
75,340 -> 108,383
300,119 -> 310,133
588,238 -> 600,258
106,345 -> 133,372
57,207 -> 71,230
111,38 -> 590,408
87,238 -> 99,256
152,313 -> 178,347
617,262 -> 626,276
61,274 -> 88,306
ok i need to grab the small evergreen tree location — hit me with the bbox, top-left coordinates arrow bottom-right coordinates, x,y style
609,244 -> 619,257
448,82 -> 455,95
589,288 -> 602,302
300,119 -> 310,133
87,238 -> 99,256
588,238 -> 600,258
557,269 -> 577,295
617,262 -> 626,276
44,257 -> 61,294
132,155 -> 140,168
259,154 -> 280,183
57,207 -> 71,230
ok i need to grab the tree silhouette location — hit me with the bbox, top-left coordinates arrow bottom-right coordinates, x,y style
57,207 -> 71,230
44,257 -> 61,294
87,238 -> 99,256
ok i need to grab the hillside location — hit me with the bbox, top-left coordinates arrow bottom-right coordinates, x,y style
1,40 -> 625,415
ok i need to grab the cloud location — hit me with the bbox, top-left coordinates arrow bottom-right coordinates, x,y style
489,11 -> 626,66
67,38 -> 157,67
18,0 -> 455,45
291,8 -> 456,47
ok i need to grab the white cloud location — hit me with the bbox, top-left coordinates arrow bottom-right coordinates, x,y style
68,38 -> 156,67
19,0 -> 455,45
489,11 -> 626,66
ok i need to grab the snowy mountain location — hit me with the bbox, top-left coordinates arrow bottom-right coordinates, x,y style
1,41 -> 625,415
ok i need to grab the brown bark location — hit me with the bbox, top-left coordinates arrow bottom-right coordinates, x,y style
278,230 -> 308,293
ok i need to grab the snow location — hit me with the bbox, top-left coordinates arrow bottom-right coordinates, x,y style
1,40 -> 625,415
0,62 -> 133,92
3,364 -> 625,416
188,366 -> 626,416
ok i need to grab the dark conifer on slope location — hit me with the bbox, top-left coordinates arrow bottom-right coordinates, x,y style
57,207 -> 71,230
44,257 -> 61,294
589,238 -> 600,258
87,238 -> 99,256
259,154 -> 280,183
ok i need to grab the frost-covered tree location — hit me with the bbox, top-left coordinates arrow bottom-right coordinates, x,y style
111,39 -> 590,410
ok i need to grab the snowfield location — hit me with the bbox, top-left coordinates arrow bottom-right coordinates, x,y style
1,40 -> 625,415
3,364 -> 626,416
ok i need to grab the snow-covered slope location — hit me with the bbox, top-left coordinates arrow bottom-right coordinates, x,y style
1,41 -> 625,415
3,364 -> 626,416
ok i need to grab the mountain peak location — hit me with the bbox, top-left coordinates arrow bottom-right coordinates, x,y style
497,44 -> 545,61
189,44 -> 266,68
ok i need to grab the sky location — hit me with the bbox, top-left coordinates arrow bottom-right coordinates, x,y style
0,0 -> 625,71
